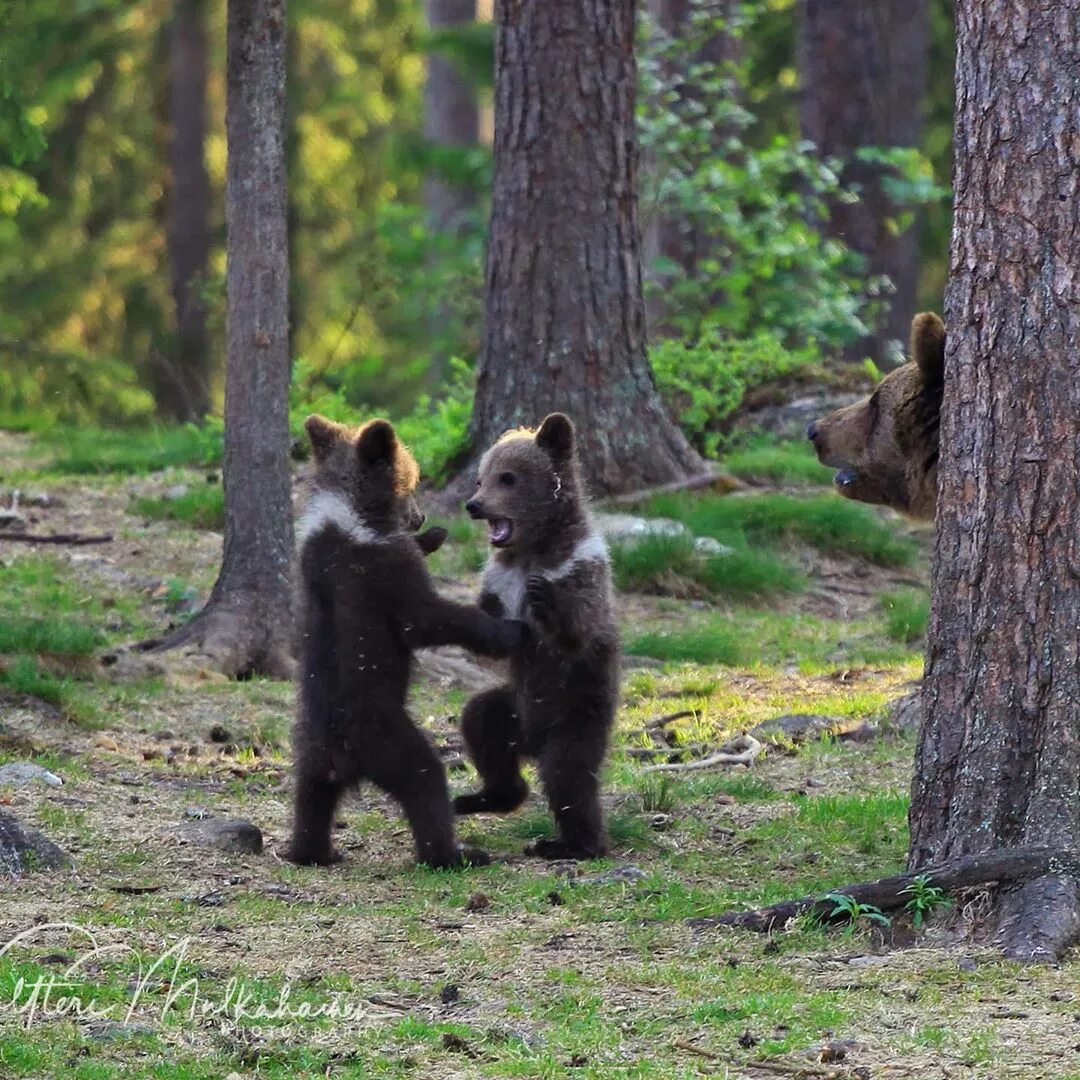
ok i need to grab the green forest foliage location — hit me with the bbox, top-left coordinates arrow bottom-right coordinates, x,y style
0,0 -> 954,469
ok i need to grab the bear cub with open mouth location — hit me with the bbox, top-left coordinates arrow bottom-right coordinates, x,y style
287,415 -> 527,869
456,413 -> 619,859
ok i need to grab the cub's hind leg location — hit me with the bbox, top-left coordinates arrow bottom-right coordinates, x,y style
528,728 -> 608,860
365,713 -> 488,869
454,686 -> 529,815
287,760 -> 346,866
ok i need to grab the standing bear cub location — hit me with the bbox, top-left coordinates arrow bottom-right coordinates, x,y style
287,415 -> 527,869
456,413 -> 619,859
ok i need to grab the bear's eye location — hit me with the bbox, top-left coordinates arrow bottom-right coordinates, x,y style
498,471 -> 516,487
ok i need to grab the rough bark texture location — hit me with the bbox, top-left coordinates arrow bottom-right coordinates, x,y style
153,0 -> 294,680
643,0 -> 738,336
424,0 -> 479,233
463,0 -> 705,498
157,0 -> 212,422
910,0 -> 1080,963
798,0 -> 929,362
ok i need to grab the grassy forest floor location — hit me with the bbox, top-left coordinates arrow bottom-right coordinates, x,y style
1,429 -> 1078,1080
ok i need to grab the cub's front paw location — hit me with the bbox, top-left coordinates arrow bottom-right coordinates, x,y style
525,574 -> 556,623
414,525 -> 449,556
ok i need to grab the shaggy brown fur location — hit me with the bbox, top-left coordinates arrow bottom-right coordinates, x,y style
286,415 -> 527,869
456,413 -> 619,859
808,312 -> 945,520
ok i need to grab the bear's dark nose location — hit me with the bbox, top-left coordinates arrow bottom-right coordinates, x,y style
465,498 -> 483,519
806,421 -> 819,442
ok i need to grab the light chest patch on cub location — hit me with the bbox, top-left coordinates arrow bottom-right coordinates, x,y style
481,532 -> 610,618
296,489 -> 386,549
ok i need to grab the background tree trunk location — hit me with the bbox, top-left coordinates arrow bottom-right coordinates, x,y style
424,0 -> 479,233
158,0 -> 212,422
910,0 -> 1080,963
797,0 -> 928,363
464,0 -> 704,497
153,0 -> 294,680
643,0 -> 739,337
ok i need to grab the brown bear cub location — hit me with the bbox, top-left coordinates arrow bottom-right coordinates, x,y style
808,312 -> 945,520
286,415 -> 527,869
456,413 -> 619,859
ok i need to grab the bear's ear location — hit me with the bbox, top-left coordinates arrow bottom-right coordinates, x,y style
305,414 -> 342,462
910,312 -> 945,387
356,418 -> 398,466
535,412 -> 575,459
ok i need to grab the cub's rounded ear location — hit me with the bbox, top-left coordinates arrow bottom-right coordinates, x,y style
305,414 -> 341,462
910,312 -> 945,387
535,412 -> 575,458
357,418 -> 398,466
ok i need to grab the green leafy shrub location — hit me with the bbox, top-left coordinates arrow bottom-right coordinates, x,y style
650,333 -> 816,456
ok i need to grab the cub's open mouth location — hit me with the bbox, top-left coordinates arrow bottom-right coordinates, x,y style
488,518 -> 514,547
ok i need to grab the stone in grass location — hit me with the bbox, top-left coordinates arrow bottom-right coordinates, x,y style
0,762 -> 64,788
178,817 -> 263,855
0,808 -> 72,876
748,714 -> 843,745
84,1020 -> 157,1042
572,864 -> 648,887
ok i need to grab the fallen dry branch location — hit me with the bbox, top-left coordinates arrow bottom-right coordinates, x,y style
605,467 -> 736,506
687,846 -> 1080,933
0,532 -> 113,546
641,733 -> 762,773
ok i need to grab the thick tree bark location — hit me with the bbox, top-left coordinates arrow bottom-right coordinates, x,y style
152,0 -> 294,680
461,0 -> 705,497
424,0 -> 479,233
798,0 -> 929,362
910,0 -> 1080,963
156,0 -> 212,422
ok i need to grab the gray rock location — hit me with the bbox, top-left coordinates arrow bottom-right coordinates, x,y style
0,808 -> 72,876
573,863 -> 648,886
178,817 -> 263,855
164,484 -> 190,501
749,714 -> 842,744
0,762 -> 64,788
594,512 -> 734,559
887,690 -> 923,731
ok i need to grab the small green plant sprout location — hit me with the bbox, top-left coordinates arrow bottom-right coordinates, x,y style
902,873 -> 952,928
823,892 -> 892,935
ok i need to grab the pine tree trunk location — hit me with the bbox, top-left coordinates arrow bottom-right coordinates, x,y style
643,0 -> 739,338
159,0 -> 212,422
464,0 -> 704,497
909,0 -> 1080,963
424,0 -> 479,233
153,0 -> 294,680
797,0 -> 928,362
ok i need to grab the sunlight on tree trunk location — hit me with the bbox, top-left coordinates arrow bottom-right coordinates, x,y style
910,0 -> 1080,963
460,0 -> 705,498
151,0 -> 294,680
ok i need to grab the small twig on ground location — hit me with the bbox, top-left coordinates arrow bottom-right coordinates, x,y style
672,1040 -> 721,1060
626,743 -> 707,759
605,467 -> 734,506
642,734 -> 762,773
0,532 -> 113,546
646,709 -> 696,731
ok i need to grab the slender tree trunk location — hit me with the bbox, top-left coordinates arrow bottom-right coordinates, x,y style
424,0 -> 479,233
153,0 -> 294,680
797,0 -> 928,362
643,0 -> 739,337
158,0 -> 212,422
462,0 -> 704,497
909,0 -> 1080,963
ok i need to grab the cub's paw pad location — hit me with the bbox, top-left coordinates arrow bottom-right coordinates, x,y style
525,574 -> 556,617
